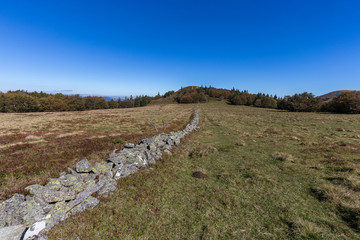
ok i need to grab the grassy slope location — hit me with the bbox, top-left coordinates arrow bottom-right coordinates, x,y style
45,100 -> 360,239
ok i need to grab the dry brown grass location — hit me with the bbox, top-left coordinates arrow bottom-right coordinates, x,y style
0,104 -> 196,200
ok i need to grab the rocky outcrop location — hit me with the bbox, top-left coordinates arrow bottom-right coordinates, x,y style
0,111 -> 199,240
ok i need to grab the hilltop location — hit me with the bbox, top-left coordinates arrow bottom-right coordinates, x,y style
318,90 -> 355,102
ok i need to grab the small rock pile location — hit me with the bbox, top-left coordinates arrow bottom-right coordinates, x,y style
0,111 -> 199,240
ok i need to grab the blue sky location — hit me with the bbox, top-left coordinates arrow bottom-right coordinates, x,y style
0,1 -> 359,96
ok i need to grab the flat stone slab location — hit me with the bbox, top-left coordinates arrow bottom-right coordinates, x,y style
0,225 -> 26,240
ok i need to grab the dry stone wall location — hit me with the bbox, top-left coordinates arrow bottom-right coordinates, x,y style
0,111 -> 199,240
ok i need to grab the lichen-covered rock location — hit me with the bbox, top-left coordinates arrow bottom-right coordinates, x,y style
68,181 -> 87,194
70,196 -> 99,215
79,173 -> 96,182
60,174 -> 82,187
47,201 -> 71,225
20,199 -> 47,226
25,185 -> 76,203
97,178 -> 117,197
76,159 -> 92,173
0,194 -> 26,227
43,190 -> 76,204
68,179 -> 106,208
92,162 -> 112,175
45,179 -> 62,191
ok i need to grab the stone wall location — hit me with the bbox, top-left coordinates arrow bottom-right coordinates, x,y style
0,111 -> 199,240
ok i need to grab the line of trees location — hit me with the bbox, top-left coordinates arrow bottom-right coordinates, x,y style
0,91 -> 152,113
1,88 -> 359,114
166,86 -> 360,114
231,89 -> 360,113
230,89 -> 278,109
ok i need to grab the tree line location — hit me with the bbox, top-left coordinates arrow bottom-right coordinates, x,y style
168,86 -> 360,114
0,90 -> 153,112
1,88 -> 359,114
231,89 -> 360,113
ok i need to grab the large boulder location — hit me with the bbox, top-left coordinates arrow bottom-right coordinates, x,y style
76,159 -> 92,173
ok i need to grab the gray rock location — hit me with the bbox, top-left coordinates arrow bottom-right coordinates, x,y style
124,142 -> 135,148
60,174 -> 82,187
0,194 -> 26,227
67,168 -> 77,175
76,159 -> 92,173
68,179 -> 106,208
20,199 -> 46,226
148,143 -> 156,151
70,196 -> 99,215
141,138 -> 155,145
47,201 -> 71,224
92,162 -> 112,176
45,179 -> 62,191
97,179 -> 117,197
113,165 -> 138,179
0,224 -> 26,240
68,181 -> 87,194
25,185 -> 76,203
164,149 -> 172,156
23,215 -> 51,240
107,153 -> 126,165
166,139 -> 174,146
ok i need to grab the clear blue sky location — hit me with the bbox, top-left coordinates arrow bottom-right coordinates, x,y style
0,1 -> 359,96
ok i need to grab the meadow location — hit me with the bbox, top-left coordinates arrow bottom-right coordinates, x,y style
0,104 -> 195,201
2,100 -> 360,239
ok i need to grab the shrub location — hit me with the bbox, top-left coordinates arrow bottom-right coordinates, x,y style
113,138 -> 125,144
278,92 -> 321,112
231,95 -> 247,105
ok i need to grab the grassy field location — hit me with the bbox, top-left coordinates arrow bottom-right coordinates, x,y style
0,104 -> 195,201
46,100 -> 360,239
2,100 -> 360,239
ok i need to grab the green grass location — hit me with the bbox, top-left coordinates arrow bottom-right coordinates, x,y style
46,100 -> 360,239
